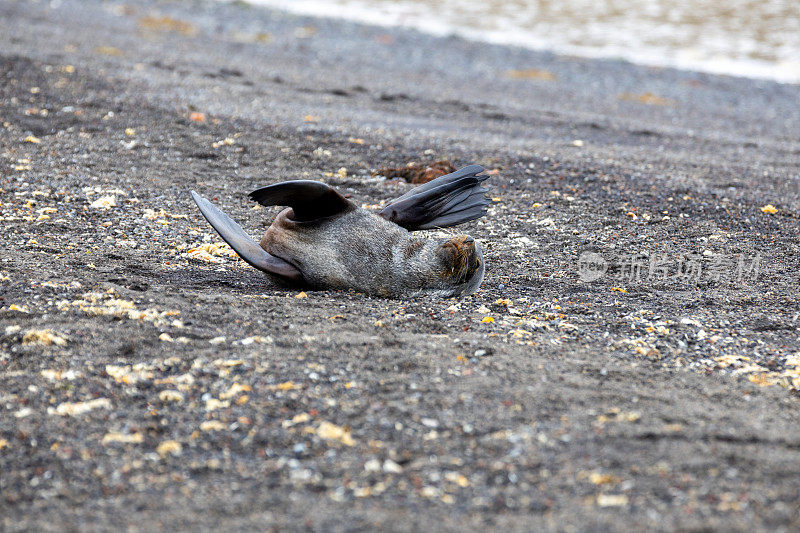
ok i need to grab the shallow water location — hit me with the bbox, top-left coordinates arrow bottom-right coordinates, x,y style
237,0 -> 800,83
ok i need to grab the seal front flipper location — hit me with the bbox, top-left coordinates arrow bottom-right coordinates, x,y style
190,191 -> 303,282
378,164 -> 490,230
248,180 -> 355,222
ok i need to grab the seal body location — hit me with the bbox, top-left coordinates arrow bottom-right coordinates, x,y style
261,207 -> 485,298
191,164 -> 490,299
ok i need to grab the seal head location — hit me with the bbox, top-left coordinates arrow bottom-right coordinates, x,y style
191,164 -> 491,298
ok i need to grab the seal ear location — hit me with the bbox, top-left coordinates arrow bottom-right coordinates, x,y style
378,164 -> 491,231
190,191 -> 303,282
248,180 -> 355,222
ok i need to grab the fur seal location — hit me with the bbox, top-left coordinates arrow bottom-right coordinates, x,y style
190,164 -> 490,298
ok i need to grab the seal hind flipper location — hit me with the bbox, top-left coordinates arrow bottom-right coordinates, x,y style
378,164 -> 490,230
414,187 -> 490,230
190,191 -> 303,282
248,180 -> 355,222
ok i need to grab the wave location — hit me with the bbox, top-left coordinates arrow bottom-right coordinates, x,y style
230,0 -> 800,84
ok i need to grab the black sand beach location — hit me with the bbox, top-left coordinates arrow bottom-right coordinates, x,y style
2,0 -> 800,530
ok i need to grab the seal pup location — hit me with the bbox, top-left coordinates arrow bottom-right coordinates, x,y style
190,164 -> 490,298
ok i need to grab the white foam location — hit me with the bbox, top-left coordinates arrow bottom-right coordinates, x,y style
225,0 -> 800,84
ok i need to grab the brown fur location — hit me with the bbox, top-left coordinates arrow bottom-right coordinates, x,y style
259,206 -> 484,298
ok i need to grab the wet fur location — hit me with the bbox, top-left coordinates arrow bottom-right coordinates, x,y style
260,207 -> 484,298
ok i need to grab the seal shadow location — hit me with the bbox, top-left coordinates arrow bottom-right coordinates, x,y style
158,266 -> 279,296
114,260 -> 280,297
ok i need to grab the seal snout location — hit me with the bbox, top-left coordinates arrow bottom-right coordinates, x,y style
448,235 -> 476,257
448,234 -> 474,247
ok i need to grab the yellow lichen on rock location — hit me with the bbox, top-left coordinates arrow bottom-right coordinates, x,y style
200,420 -> 226,432
60,292 -> 180,327
156,440 -> 182,457
22,329 -> 67,346
89,195 -> 117,209
106,364 -> 154,384
313,421 -> 356,446
219,383 -> 251,400
102,432 -> 144,445
51,398 -> 112,416
158,390 -> 185,403
186,242 -> 238,263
